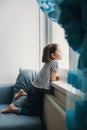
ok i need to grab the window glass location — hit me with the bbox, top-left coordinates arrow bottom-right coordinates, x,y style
51,22 -> 69,69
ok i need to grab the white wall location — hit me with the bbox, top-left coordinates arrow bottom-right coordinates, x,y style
0,0 -> 39,83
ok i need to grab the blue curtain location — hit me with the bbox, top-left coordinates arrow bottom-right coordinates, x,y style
36,0 -> 60,22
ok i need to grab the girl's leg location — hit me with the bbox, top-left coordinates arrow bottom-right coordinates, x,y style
19,107 -> 32,116
13,89 -> 27,100
1,104 -> 18,113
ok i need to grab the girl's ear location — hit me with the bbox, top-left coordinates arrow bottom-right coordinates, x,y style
51,53 -> 55,59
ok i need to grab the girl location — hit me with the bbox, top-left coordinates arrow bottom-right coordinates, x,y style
2,43 -> 62,116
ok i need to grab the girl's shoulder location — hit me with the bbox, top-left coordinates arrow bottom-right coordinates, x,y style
44,60 -> 58,69
49,60 -> 58,71
50,60 -> 58,65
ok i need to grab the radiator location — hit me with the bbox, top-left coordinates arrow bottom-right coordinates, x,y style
43,94 -> 66,130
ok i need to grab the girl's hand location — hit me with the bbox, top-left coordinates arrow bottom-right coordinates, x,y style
56,76 -> 60,80
50,70 -> 60,81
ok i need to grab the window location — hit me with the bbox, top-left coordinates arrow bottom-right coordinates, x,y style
50,21 -> 69,69
39,13 -> 69,70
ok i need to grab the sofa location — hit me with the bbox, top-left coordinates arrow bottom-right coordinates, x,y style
0,69 -> 44,130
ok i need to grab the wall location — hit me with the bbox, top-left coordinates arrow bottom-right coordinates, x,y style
0,0 -> 39,83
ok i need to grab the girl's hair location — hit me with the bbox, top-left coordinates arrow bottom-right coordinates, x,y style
42,43 -> 59,63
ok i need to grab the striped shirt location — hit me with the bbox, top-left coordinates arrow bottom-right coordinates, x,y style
32,60 -> 58,90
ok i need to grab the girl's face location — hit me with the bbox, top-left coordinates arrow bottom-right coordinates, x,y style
51,46 -> 63,60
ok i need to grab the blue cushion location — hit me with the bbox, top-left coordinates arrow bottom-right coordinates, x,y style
0,104 -> 43,130
13,69 -> 38,95
0,84 -> 14,104
12,69 -> 39,108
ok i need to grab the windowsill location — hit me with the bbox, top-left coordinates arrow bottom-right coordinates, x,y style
51,80 -> 84,96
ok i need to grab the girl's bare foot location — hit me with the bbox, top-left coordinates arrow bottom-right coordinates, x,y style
13,89 -> 27,100
1,104 -> 18,113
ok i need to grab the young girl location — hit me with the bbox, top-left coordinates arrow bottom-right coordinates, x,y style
2,43 -> 62,116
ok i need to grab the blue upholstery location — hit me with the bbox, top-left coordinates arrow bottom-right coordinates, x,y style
14,69 -> 38,95
0,84 -> 14,104
0,104 -> 42,130
0,69 -> 43,130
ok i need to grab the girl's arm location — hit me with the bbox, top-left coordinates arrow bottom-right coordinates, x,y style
50,70 -> 60,81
